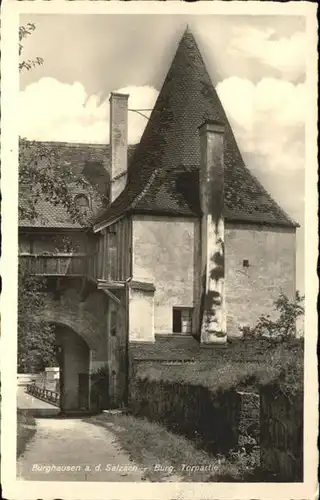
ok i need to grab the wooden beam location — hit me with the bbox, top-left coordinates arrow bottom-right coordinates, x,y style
97,279 -> 126,289
100,287 -> 121,306
130,281 -> 156,292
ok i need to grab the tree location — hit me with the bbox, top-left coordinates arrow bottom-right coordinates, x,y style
18,23 -> 108,372
242,291 -> 305,340
19,23 -> 43,72
18,23 -> 93,372
19,138 -> 91,226
18,263 -> 56,373
19,23 -> 96,226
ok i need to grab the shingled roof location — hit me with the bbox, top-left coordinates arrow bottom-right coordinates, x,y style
94,28 -> 297,229
19,141 -> 136,228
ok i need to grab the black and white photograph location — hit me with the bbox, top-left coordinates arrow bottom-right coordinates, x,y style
0,1 -> 318,499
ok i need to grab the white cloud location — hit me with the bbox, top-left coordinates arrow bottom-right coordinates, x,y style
217,76 -> 306,172
114,85 -> 158,143
216,77 -> 255,132
21,75 -> 305,178
19,78 -> 159,144
228,27 -> 306,81
217,75 -> 305,220
217,75 -> 305,293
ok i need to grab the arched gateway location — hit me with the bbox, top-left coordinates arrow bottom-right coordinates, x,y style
54,325 -> 90,412
38,286 -> 128,413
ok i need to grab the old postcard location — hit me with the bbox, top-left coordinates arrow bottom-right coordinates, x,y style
0,1 -> 318,499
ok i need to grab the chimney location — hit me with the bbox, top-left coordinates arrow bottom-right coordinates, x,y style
109,92 -> 129,203
197,120 -> 226,345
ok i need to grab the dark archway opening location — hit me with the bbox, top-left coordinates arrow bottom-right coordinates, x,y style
54,325 -> 90,413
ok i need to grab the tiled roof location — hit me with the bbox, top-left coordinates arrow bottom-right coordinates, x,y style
19,141 -> 136,228
94,28 -> 297,229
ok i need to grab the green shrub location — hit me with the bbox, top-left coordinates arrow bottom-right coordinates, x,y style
135,338 -> 303,396
18,265 -> 57,373
241,291 -> 304,340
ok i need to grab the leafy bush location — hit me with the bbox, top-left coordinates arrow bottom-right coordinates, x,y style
135,337 -> 303,396
18,264 -> 56,373
241,291 -> 304,340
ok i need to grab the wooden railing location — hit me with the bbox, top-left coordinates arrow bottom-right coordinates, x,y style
19,251 -> 113,282
26,382 -> 60,407
20,253 -> 89,277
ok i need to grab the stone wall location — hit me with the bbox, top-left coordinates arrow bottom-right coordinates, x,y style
17,373 -> 42,386
260,384 -> 303,481
129,341 -> 302,480
40,284 -> 125,410
132,215 -> 197,335
130,375 -> 241,453
129,358 -> 261,453
42,287 -> 109,360
225,223 -> 296,337
19,220 -> 296,343
131,217 -> 296,339
129,287 -> 155,342
56,326 -> 90,410
238,391 -> 260,441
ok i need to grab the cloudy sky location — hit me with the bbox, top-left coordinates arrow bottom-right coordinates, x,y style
19,14 -> 305,292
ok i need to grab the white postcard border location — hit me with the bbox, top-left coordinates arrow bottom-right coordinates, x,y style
1,1 -> 318,499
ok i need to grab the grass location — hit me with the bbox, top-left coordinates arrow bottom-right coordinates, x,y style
89,412 -> 259,482
17,409 -> 37,458
86,340 -> 303,482
125,339 -> 303,482
135,338 -> 303,396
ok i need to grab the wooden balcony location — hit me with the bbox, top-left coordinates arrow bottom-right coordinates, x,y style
19,253 -> 89,277
19,251 -> 124,284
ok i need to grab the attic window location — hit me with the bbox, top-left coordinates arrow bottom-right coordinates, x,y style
75,194 -> 90,211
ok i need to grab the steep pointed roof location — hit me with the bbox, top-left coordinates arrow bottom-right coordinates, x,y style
94,29 -> 297,229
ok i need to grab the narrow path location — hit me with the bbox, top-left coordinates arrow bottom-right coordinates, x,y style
17,417 -> 145,481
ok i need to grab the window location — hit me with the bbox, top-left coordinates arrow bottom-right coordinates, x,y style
74,194 -> 90,211
173,307 -> 193,334
243,259 -> 249,268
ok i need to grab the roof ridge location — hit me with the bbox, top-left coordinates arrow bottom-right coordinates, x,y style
131,169 -> 159,209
